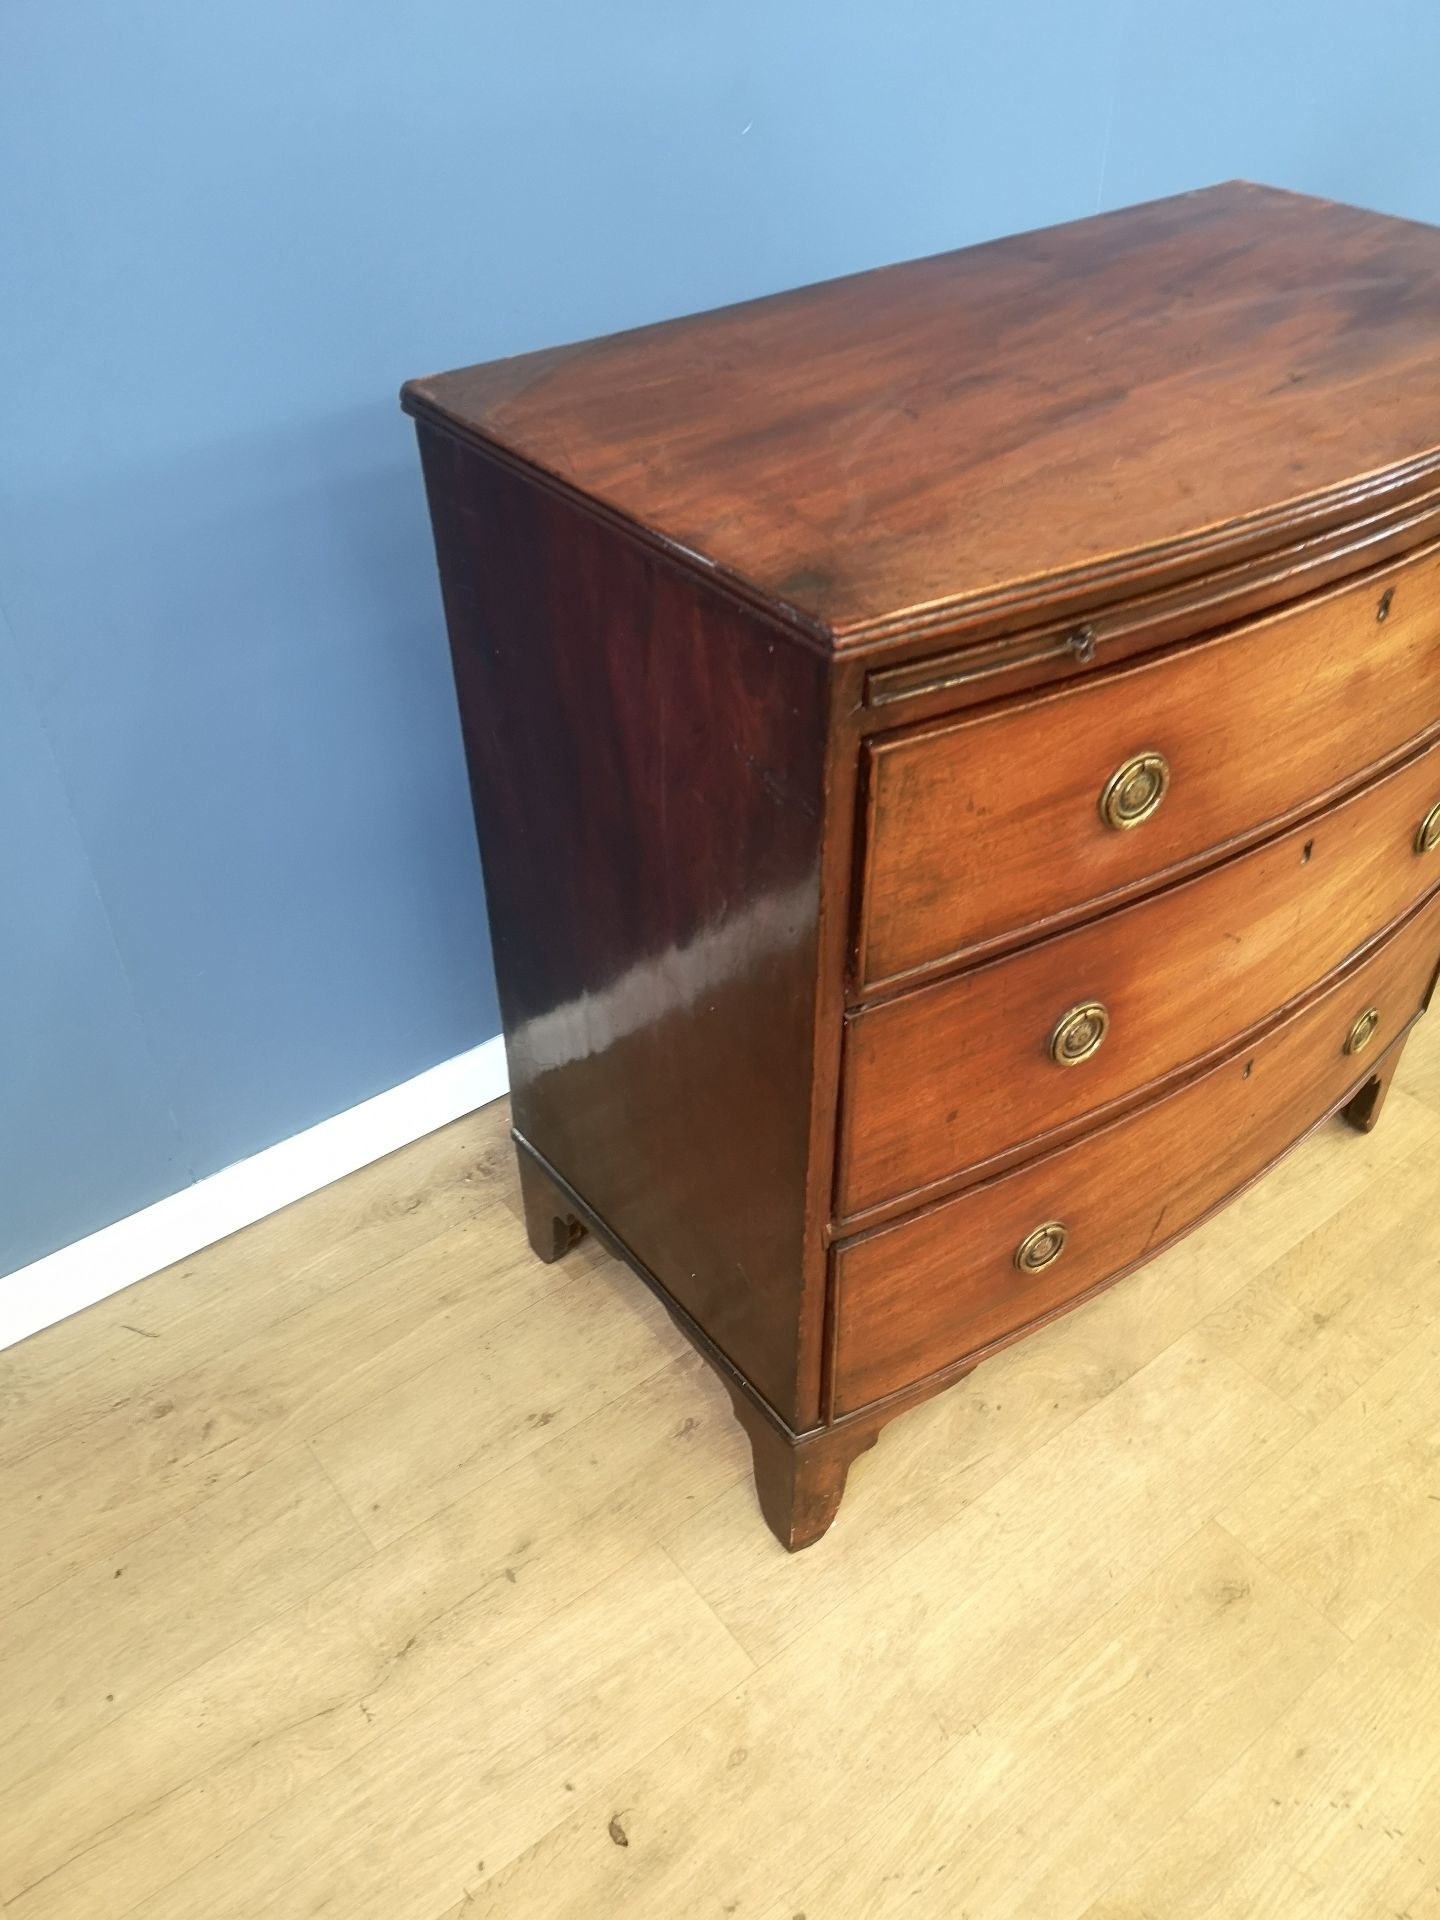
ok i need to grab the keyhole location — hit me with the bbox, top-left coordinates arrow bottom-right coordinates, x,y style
1377,588 -> 1395,622
1301,840 -> 1314,865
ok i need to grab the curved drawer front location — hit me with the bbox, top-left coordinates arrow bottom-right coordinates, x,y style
831,889 -> 1440,1417
840,737 -> 1440,1217
857,547 -> 1440,991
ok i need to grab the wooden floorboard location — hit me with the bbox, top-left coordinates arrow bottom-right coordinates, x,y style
2,1007 -> 1439,1920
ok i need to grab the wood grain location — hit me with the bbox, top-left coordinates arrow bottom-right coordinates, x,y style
832,892 -> 1440,1415
0,1204 -> 575,1618
116,1548 -> 751,1920
1218,1309 -> 1440,1638
3,1049 -> 1440,1919
463,1333 -> 1308,1920
306,1253 -> 686,1546
842,738 -> 1440,1215
0,1447 -> 370,1787
858,545 -> 1440,990
773,1525 -> 1342,1920
1079,1606 -> 1440,1920
406,184 -> 1440,1551
0,1109 -> 508,1468
417,427 -> 833,1427
0,1353 -> 748,1920
1198,1133 -> 1440,1420
667,1081 -> 1440,1670
404,184 -> 1440,646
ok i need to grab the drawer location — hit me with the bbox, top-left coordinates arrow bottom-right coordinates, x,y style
857,547 -> 1440,992
830,889 -> 1440,1417
840,737 -> 1440,1218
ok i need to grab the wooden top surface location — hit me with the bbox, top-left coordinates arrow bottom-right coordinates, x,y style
403,183 -> 1440,648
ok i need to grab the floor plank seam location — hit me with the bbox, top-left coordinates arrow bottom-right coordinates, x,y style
1202,1341 -> 1327,1436
0,1442 -> 361,1634
298,1275 -> 686,1528
731,1327 -> 1287,1675
0,1147 -> 517,1474
0,1456 -> 377,1816
1071,1604 -> 1360,1920
5,1533 -> 696,1920
366,1552 -> 760,1910
1210,1518 -> 1366,1645
775,1520 -> 1352,1920
303,1437 -> 386,1553
648,1540 -> 761,1679
1222,1305 -> 1440,1473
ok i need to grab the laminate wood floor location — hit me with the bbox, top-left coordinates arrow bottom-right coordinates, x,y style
3,1013 -> 1440,1919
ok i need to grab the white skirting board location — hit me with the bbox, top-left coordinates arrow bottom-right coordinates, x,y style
0,1034 -> 510,1354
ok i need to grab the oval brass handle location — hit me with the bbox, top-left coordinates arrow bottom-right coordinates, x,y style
1015,1221 -> 1068,1274
1345,1006 -> 1381,1056
1417,800 -> 1440,856
1050,1000 -> 1110,1067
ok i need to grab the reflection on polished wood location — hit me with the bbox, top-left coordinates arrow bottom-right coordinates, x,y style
0,1010 -> 1436,1918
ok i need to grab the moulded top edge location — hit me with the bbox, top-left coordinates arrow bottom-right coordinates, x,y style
404,182 -> 1440,655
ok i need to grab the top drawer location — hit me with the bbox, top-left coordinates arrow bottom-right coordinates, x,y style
856,547 -> 1440,992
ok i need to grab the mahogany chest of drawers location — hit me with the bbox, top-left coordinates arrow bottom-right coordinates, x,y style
404,182 -> 1440,1550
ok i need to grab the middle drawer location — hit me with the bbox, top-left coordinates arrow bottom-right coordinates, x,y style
838,734 -> 1440,1219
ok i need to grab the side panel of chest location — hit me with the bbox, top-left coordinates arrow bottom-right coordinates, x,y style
416,428 -> 833,1425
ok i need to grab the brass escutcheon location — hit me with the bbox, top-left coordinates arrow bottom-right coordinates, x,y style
1014,1220 -> 1068,1273
1417,800 -> 1440,857
1100,751 -> 1170,831
1050,1000 -> 1110,1067
1345,1006 -> 1381,1056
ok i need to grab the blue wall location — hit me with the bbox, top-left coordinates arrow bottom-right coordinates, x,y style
4,0 -> 1440,1276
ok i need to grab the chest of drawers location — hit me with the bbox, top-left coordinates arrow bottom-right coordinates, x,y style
404,182 -> 1440,1550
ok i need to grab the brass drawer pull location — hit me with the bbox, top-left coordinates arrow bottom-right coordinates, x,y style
1417,800 -> 1440,856
1099,751 -> 1170,831
1050,1000 -> 1109,1067
1015,1221 -> 1068,1273
1345,1006 -> 1381,1056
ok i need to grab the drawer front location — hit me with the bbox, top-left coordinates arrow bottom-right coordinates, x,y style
840,737 -> 1440,1217
857,547 -> 1440,991
830,890 -> 1440,1417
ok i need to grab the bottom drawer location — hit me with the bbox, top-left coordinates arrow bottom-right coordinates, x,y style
830,891 -> 1440,1418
